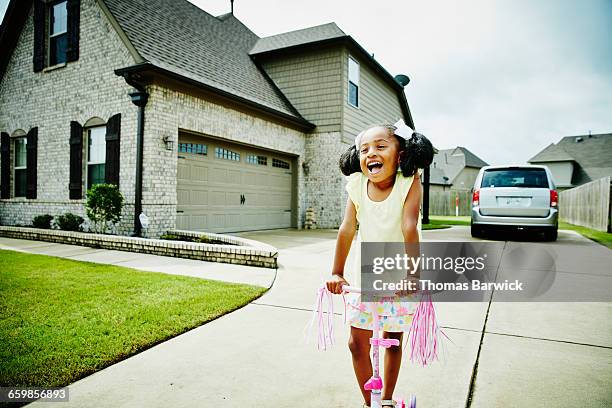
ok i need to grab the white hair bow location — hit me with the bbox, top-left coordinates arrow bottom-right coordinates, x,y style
354,119 -> 415,149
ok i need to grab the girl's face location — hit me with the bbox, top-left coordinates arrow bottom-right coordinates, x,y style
358,127 -> 401,182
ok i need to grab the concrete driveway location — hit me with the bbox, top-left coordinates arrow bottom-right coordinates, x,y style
17,226 -> 612,407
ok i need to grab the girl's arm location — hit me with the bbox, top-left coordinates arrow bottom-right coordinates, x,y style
326,196 -> 357,294
401,172 -> 422,242
402,172 -> 423,280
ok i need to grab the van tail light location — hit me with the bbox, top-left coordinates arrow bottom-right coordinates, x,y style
472,189 -> 480,206
550,189 -> 558,207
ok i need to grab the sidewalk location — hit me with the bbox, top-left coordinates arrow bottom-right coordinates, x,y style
1,227 -> 610,407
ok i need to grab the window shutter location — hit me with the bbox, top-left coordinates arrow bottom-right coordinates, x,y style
33,0 -> 45,72
26,127 -> 38,199
1,132 -> 10,199
69,121 -> 83,199
66,0 -> 81,62
105,114 -> 121,186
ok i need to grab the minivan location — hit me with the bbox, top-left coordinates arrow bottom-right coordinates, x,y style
471,165 -> 558,241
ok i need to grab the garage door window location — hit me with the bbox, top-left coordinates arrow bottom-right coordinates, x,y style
179,142 -> 207,155
272,158 -> 290,169
215,147 -> 240,161
247,155 -> 267,166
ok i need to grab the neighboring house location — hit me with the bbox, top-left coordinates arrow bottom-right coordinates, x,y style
429,147 -> 488,192
0,0 -> 414,236
528,133 -> 612,191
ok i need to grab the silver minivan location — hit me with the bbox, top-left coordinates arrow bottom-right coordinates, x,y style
471,165 -> 559,240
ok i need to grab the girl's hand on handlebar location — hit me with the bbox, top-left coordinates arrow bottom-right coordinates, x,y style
326,274 -> 349,294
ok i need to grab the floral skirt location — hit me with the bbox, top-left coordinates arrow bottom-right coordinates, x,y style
346,294 -> 416,332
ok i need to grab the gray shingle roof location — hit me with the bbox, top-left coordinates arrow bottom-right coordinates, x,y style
430,147 -> 489,185
528,142 -> 575,162
102,0 -> 303,120
249,22 -> 347,55
528,133 -> 612,185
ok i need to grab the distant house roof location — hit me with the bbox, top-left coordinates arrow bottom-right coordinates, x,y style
250,22 -> 346,55
430,147 -> 488,185
528,133 -> 612,185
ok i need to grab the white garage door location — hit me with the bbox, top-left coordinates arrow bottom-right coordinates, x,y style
176,134 -> 294,233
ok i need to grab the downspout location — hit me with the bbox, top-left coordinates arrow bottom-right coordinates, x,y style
122,74 -> 148,237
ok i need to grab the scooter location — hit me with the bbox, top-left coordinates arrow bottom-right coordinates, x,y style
340,285 -> 416,408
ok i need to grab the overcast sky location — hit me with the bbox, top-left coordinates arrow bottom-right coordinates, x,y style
2,0 -> 611,165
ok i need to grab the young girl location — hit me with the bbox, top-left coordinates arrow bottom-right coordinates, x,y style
326,120 -> 434,408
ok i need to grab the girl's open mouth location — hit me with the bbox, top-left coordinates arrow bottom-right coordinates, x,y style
367,161 -> 383,175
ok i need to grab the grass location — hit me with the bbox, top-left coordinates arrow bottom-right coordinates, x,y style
422,215 -> 471,230
0,250 -> 267,389
559,221 -> 612,249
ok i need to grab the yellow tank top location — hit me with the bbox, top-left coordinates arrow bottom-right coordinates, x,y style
344,169 -> 423,303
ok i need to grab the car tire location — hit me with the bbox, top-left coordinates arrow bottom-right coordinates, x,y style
471,223 -> 483,238
544,227 -> 558,241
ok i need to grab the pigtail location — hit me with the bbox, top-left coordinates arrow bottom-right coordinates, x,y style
339,144 -> 361,176
399,132 -> 434,177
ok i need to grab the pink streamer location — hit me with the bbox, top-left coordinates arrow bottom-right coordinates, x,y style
405,290 -> 450,366
305,285 -> 342,351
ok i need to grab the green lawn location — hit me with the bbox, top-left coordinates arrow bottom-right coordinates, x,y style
422,215 -> 471,230
559,221 -> 612,249
0,250 -> 267,388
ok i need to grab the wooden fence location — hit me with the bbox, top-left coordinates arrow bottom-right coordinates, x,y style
559,176 -> 611,232
428,190 -> 472,216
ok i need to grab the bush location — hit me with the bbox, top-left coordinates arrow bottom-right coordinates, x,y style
55,213 -> 84,232
86,184 -> 124,234
32,214 -> 54,229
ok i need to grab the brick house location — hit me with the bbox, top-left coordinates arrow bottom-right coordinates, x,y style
0,0 -> 414,237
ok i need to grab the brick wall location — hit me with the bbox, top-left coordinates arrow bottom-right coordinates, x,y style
0,0 -> 138,234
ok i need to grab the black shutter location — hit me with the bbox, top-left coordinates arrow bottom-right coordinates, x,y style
69,121 -> 83,199
1,132 -> 10,199
66,0 -> 81,62
105,114 -> 121,186
26,127 -> 38,199
33,0 -> 45,72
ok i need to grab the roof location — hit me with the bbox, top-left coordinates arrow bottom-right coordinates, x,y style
250,23 -> 346,55
101,0 -> 306,121
528,133 -> 612,185
528,142 -> 575,162
430,146 -> 489,185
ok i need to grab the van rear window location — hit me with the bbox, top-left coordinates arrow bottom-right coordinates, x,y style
481,168 -> 549,188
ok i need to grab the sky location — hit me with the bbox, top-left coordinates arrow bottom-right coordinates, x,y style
1,0 -> 611,165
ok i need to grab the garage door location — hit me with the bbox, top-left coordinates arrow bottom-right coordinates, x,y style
176,133 -> 294,233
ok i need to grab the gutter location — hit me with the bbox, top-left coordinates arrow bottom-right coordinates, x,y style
116,71 -> 148,237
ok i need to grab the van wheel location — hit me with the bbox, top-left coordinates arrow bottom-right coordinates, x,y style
471,223 -> 484,238
544,227 -> 558,241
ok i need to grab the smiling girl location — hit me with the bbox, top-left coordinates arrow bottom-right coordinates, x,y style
326,120 -> 434,408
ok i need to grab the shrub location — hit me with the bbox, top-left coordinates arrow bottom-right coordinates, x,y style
86,184 -> 124,234
55,213 -> 84,232
32,214 -> 54,229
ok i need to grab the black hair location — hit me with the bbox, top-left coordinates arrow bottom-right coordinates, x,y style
339,126 -> 434,177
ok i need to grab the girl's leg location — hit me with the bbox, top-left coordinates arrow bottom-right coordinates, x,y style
348,326 -> 373,406
381,331 -> 403,402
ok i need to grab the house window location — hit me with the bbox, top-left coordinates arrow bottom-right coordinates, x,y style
87,126 -> 106,190
272,158 -> 290,169
215,147 -> 240,161
49,1 -> 68,66
179,143 -> 207,155
247,155 -> 267,166
14,137 -> 27,197
348,56 -> 359,108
